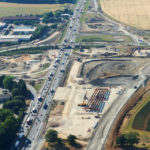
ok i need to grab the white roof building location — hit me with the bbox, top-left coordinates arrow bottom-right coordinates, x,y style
0,35 -> 32,42
13,26 -> 36,34
0,22 -> 6,29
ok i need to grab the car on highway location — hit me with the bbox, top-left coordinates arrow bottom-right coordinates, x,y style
60,69 -> 65,73
56,59 -> 60,63
60,48 -> 64,51
38,96 -> 43,102
65,53 -> 69,56
27,117 -> 33,125
50,73 -> 54,77
54,64 -> 57,68
50,89 -> 55,94
43,103 -> 48,109
48,77 -> 51,81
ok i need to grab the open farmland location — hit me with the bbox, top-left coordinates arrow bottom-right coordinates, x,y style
100,0 -> 150,30
0,2 -> 68,17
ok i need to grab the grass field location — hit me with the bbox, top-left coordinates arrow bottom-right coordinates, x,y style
0,2 -> 68,17
100,0 -> 150,30
80,0 -> 90,23
76,34 -> 115,42
132,101 -> 150,131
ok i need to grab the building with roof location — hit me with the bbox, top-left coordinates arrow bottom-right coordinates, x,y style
0,22 -> 7,29
13,26 -> 36,35
0,94 -> 10,103
0,35 -> 32,43
0,16 -> 39,23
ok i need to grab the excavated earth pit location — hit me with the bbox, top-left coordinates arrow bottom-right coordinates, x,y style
81,59 -> 142,86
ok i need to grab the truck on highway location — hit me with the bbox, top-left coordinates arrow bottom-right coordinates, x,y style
69,25 -> 72,29
32,107 -> 37,113
27,117 -> 32,125
60,68 -> 65,73
43,103 -> 48,109
38,96 -> 43,102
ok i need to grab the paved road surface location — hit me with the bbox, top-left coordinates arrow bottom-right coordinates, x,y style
10,0 -> 87,150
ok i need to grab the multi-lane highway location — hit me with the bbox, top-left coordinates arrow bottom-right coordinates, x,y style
11,0 -> 87,150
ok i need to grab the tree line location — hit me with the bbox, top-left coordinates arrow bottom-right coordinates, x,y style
44,129 -> 80,150
42,8 -> 73,23
116,132 -> 140,148
0,75 -> 31,150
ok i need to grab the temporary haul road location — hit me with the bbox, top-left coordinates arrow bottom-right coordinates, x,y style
11,0 -> 87,150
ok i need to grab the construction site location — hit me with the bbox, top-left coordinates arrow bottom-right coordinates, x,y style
44,51 -> 150,147
0,49 -> 58,78
47,59 -> 123,142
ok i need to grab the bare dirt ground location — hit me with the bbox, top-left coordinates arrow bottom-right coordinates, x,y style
0,49 -> 58,78
80,58 -> 150,87
47,59 -> 123,147
34,31 -> 61,45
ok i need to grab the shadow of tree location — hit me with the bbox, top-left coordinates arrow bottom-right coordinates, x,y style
121,145 -> 148,150
70,142 -> 82,149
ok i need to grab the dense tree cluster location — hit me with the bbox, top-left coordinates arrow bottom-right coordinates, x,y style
66,134 -> 77,146
0,109 -> 19,150
0,0 -> 76,4
116,132 -> 139,147
0,75 -> 31,150
42,8 -> 73,23
31,25 -> 49,40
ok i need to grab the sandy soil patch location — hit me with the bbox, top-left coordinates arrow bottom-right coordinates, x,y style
48,60 -> 122,141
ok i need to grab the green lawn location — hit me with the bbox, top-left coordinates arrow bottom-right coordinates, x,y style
76,34 -> 115,43
42,63 -> 50,70
80,0 -> 90,23
34,80 -> 44,92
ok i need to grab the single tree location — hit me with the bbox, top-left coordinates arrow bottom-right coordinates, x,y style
126,132 -> 139,146
18,79 -> 27,97
45,129 -> 58,143
116,134 -> 127,147
3,76 -> 14,91
67,134 -> 77,145
0,75 -> 5,87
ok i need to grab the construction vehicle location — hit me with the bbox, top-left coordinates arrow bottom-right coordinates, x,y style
78,100 -> 86,107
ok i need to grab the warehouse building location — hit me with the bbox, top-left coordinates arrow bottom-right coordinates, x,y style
0,94 -> 10,103
13,26 -> 36,35
0,22 -> 7,29
0,35 -> 32,43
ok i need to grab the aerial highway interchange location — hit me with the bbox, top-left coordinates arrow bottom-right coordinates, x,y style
11,0 -> 87,149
